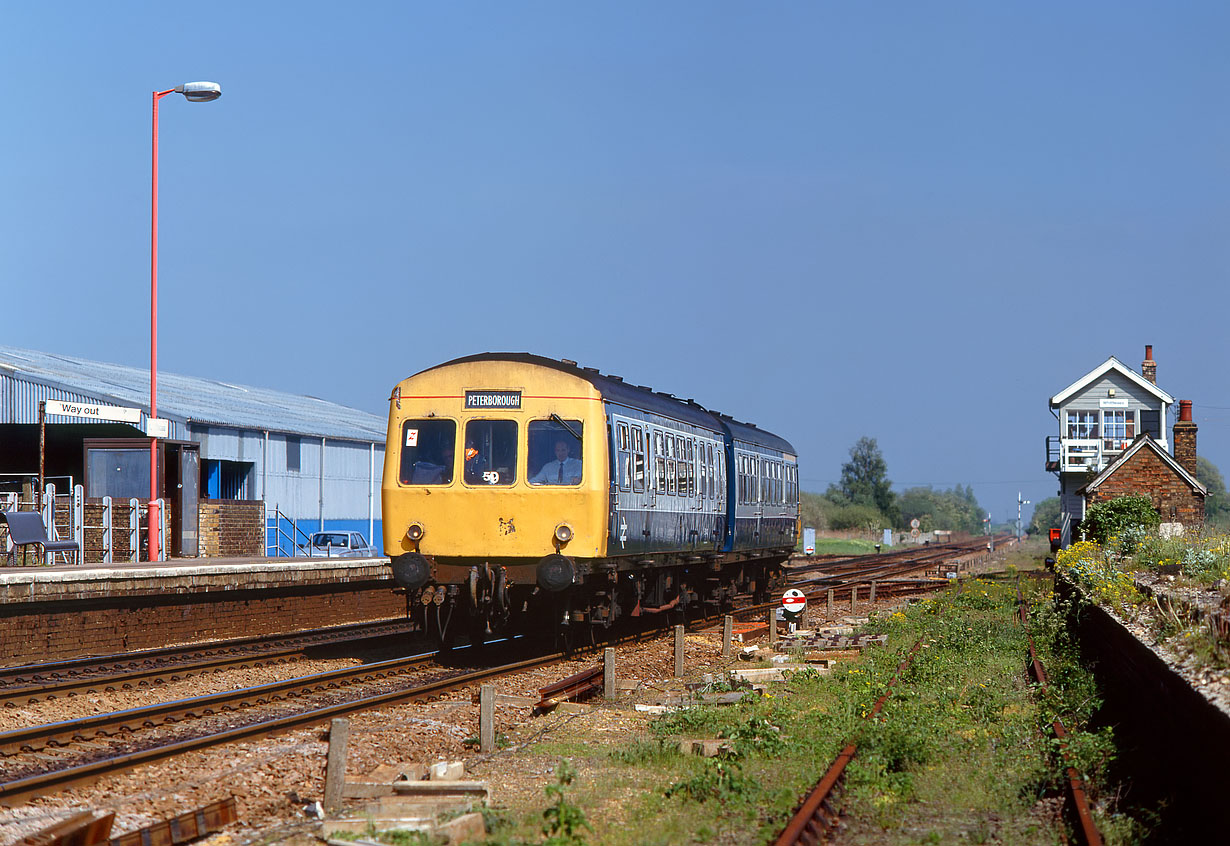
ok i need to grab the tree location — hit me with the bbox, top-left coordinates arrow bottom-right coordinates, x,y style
1196,457 -> 1230,529
898,486 -> 985,534
1027,497 -> 1061,536
836,437 -> 899,524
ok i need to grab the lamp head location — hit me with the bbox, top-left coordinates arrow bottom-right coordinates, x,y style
176,81 -> 222,102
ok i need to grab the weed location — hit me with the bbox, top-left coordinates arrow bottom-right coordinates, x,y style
608,739 -> 675,766
541,760 -> 592,846
664,757 -> 761,804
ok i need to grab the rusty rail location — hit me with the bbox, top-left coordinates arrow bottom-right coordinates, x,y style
1017,581 -> 1103,846
534,665 -> 603,711
771,639 -> 924,846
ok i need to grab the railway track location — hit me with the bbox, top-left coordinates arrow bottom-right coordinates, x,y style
0,618 -> 414,707
0,541 -> 995,809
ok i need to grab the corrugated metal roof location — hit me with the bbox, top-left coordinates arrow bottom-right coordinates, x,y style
0,345 -> 384,442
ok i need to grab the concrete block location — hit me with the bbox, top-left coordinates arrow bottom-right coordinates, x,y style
430,760 -> 465,781
436,812 -> 488,845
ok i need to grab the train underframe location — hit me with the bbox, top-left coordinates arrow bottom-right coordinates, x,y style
392,551 -> 790,650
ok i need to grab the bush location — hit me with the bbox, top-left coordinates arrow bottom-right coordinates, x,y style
828,503 -> 890,531
1080,496 -> 1160,547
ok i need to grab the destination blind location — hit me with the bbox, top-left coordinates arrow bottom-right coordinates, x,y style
465,390 -> 522,410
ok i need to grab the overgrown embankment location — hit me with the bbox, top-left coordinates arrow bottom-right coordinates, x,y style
472,571 -> 1147,845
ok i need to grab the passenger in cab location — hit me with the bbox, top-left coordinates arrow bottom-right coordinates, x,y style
530,439 -> 583,485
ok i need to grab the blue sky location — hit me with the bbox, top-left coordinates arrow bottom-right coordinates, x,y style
5,2 -> 1229,522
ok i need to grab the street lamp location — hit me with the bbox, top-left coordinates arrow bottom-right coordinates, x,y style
149,81 -> 221,562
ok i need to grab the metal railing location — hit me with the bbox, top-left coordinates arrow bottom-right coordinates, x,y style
265,505 -> 312,557
2,484 -> 165,566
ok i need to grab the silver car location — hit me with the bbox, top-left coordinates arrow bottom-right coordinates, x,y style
299,531 -> 378,558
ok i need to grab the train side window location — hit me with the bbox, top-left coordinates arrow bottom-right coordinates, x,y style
667,459 -> 676,495
656,454 -> 666,493
634,427 -> 644,453
527,419 -> 584,485
619,452 -> 631,490
617,422 -> 629,451
698,451 -> 706,500
707,444 -> 715,499
463,420 -> 518,485
686,460 -> 695,496
399,419 -> 457,485
633,449 -> 645,492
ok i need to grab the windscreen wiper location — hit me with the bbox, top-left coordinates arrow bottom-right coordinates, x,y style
550,414 -> 582,442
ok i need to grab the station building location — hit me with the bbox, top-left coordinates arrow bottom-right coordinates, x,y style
0,344 -> 386,561
1046,345 -> 1205,546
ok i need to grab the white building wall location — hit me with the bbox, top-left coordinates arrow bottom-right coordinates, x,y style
189,425 -> 384,523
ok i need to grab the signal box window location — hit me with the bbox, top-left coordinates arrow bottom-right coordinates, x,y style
400,420 -> 457,485
464,420 -> 518,485
1066,410 -> 1098,439
528,419 -> 584,485
1102,410 -> 1135,453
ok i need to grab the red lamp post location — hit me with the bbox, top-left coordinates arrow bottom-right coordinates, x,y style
150,81 -> 221,562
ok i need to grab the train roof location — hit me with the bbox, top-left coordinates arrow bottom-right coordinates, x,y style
415,353 -> 796,455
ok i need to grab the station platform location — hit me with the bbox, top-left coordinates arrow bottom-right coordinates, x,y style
0,556 -> 405,666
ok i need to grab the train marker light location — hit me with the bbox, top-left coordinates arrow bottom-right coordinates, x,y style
407,522 -> 425,542
554,523 -> 573,544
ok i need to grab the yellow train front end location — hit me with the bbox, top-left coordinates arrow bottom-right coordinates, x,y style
381,357 -> 609,643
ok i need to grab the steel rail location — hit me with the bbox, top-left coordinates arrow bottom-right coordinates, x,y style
0,604 -> 743,807
0,650 -> 437,756
0,651 -> 562,808
0,618 -> 412,698
1016,580 -> 1103,846
772,639 -> 924,846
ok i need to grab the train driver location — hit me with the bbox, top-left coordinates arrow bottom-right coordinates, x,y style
530,439 -> 583,485
411,443 -> 453,484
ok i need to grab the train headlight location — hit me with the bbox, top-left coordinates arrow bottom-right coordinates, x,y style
554,523 -> 573,544
407,522 -> 425,542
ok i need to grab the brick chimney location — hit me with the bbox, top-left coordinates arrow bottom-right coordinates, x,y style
1142,344 -> 1157,384
1173,400 -> 1198,476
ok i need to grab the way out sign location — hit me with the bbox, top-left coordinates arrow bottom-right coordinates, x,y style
781,589 -> 807,620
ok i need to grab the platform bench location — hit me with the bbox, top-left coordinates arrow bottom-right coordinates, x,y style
1,511 -> 80,566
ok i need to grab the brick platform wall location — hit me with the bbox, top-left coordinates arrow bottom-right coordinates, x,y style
0,583 -> 406,664
1087,447 -> 1205,529
199,500 -> 263,557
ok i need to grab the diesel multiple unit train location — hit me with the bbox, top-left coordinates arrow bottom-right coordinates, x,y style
382,353 -> 800,646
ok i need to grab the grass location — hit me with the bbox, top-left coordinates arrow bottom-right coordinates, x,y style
806,537 -> 881,556
468,569 -> 1152,845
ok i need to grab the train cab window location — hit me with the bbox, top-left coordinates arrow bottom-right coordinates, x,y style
528,419 -> 584,485
463,420 -> 518,485
400,420 -> 457,485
